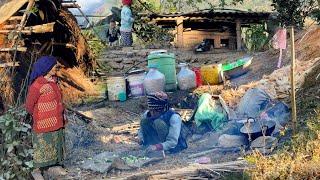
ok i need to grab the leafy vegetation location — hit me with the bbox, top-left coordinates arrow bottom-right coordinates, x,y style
82,29 -> 106,59
244,24 -> 269,52
131,0 -> 174,45
0,108 -> 33,179
271,0 -> 318,27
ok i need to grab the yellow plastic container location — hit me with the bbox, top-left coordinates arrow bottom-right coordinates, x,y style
200,64 -> 222,85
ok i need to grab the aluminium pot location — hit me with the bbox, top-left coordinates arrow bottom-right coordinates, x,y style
240,118 -> 276,141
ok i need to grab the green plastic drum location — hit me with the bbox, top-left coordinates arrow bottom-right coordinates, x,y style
147,53 -> 177,91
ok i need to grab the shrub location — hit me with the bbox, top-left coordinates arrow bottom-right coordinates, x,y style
0,108 -> 33,179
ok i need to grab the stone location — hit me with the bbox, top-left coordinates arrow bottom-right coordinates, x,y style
81,152 -> 119,173
108,61 -> 124,70
126,52 -> 135,58
123,58 -> 134,64
44,166 -> 68,180
138,57 -> 147,62
218,134 -> 248,148
114,58 -> 123,63
251,136 -> 278,149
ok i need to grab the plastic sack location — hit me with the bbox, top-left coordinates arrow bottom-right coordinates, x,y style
260,101 -> 290,132
237,88 -> 271,118
195,93 -> 228,131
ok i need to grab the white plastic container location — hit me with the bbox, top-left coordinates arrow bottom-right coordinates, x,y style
107,76 -> 126,101
127,70 -> 145,97
143,65 -> 165,94
177,63 -> 196,90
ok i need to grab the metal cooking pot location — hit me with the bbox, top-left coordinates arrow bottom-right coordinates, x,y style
240,118 -> 276,141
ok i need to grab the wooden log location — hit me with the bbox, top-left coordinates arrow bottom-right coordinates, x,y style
66,108 -> 92,124
0,0 -> 28,25
19,0 -> 36,28
0,62 -> 20,68
8,16 -> 23,21
52,42 -> 76,49
0,22 -> 55,34
2,24 -> 17,29
188,147 -> 240,159
236,19 -> 241,51
62,3 -> 80,8
74,15 -> 106,18
28,22 -> 55,33
176,17 -> 184,48
123,160 -> 250,179
0,47 -> 27,52
62,0 -> 77,3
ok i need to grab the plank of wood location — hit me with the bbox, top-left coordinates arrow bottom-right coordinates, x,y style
28,22 -> 55,33
0,62 -> 20,68
0,0 -> 28,24
2,24 -> 17,29
123,160 -> 249,179
52,42 -> 76,49
62,3 -> 80,8
188,147 -> 240,159
66,108 -> 92,124
0,47 -> 27,52
20,0 -> 36,28
0,22 -> 55,34
8,16 -> 23,21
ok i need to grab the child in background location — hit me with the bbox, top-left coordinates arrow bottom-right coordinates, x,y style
106,20 -> 120,46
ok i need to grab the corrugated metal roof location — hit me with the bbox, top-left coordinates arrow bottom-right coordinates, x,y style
148,8 -> 271,19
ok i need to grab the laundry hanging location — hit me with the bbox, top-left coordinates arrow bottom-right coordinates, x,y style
272,28 -> 287,68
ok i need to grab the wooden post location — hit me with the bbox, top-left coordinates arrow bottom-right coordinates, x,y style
289,26 -> 297,133
176,17 -> 184,48
214,35 -> 221,49
236,19 -> 241,51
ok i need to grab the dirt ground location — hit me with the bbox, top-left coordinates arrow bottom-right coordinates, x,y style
61,27 -> 320,179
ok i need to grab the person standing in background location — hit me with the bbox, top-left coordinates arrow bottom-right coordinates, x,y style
120,0 -> 134,47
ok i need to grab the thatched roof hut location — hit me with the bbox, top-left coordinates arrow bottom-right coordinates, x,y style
0,0 -> 97,109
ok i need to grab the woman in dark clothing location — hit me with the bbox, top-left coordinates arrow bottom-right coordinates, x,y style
138,92 -> 188,153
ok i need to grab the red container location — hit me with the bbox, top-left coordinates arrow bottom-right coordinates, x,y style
192,67 -> 202,87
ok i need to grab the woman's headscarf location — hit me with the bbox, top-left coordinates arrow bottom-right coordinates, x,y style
29,56 -> 57,85
147,94 -> 170,112
122,0 -> 132,6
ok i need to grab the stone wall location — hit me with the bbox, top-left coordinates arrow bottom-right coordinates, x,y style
97,48 -> 245,75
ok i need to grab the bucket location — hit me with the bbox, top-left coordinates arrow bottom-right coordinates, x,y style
128,72 -> 145,97
192,67 -> 202,87
200,64 -> 223,85
107,76 -> 126,101
147,53 -> 177,91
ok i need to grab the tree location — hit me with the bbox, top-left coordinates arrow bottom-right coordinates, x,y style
272,0 -> 318,27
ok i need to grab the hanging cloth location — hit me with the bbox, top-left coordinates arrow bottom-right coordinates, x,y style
272,28 -> 287,68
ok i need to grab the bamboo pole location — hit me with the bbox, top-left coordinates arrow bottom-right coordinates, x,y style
289,26 -> 297,134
